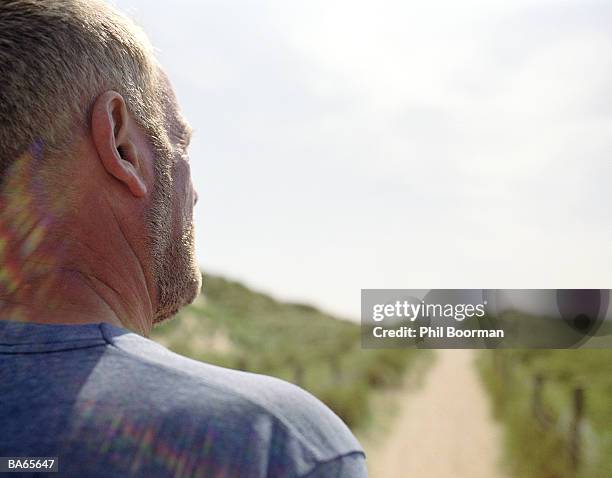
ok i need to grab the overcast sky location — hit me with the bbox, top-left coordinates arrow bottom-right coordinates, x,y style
113,0 -> 612,320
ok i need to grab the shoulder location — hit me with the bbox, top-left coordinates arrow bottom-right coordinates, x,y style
92,324 -> 364,474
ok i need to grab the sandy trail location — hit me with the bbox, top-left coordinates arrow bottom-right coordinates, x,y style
365,350 -> 507,478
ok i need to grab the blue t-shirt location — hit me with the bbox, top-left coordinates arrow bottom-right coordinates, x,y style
0,320 -> 367,477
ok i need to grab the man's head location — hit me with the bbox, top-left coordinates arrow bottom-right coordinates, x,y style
0,0 -> 201,329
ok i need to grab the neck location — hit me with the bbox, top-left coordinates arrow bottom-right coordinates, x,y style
0,235 -> 154,337
0,154 -> 155,336
0,268 -> 127,330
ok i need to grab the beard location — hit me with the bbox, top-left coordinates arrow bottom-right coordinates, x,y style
147,150 -> 202,325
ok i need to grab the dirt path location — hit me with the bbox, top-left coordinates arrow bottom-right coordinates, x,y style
364,350 -> 507,478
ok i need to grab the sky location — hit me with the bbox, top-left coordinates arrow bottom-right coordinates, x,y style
114,0 -> 612,320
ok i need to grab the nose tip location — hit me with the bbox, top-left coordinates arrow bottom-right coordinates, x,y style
194,190 -> 199,206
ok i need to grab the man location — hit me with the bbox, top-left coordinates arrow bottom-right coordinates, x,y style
0,1 -> 367,476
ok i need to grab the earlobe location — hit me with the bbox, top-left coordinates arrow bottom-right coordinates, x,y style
91,91 -> 147,198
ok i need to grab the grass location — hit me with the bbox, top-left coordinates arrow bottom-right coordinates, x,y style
478,348 -> 612,477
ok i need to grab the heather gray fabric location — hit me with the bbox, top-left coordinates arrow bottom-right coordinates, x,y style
0,320 -> 367,477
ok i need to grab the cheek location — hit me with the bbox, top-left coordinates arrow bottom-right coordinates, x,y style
171,160 -> 194,227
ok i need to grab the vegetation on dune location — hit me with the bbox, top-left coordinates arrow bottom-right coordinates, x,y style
151,273 -> 422,429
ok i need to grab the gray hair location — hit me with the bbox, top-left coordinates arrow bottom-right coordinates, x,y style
0,0 -> 169,181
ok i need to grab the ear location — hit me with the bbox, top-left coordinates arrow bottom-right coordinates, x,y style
91,91 -> 147,197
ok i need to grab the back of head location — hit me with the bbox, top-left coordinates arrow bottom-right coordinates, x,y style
0,0 -> 199,330
0,0 -> 167,183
